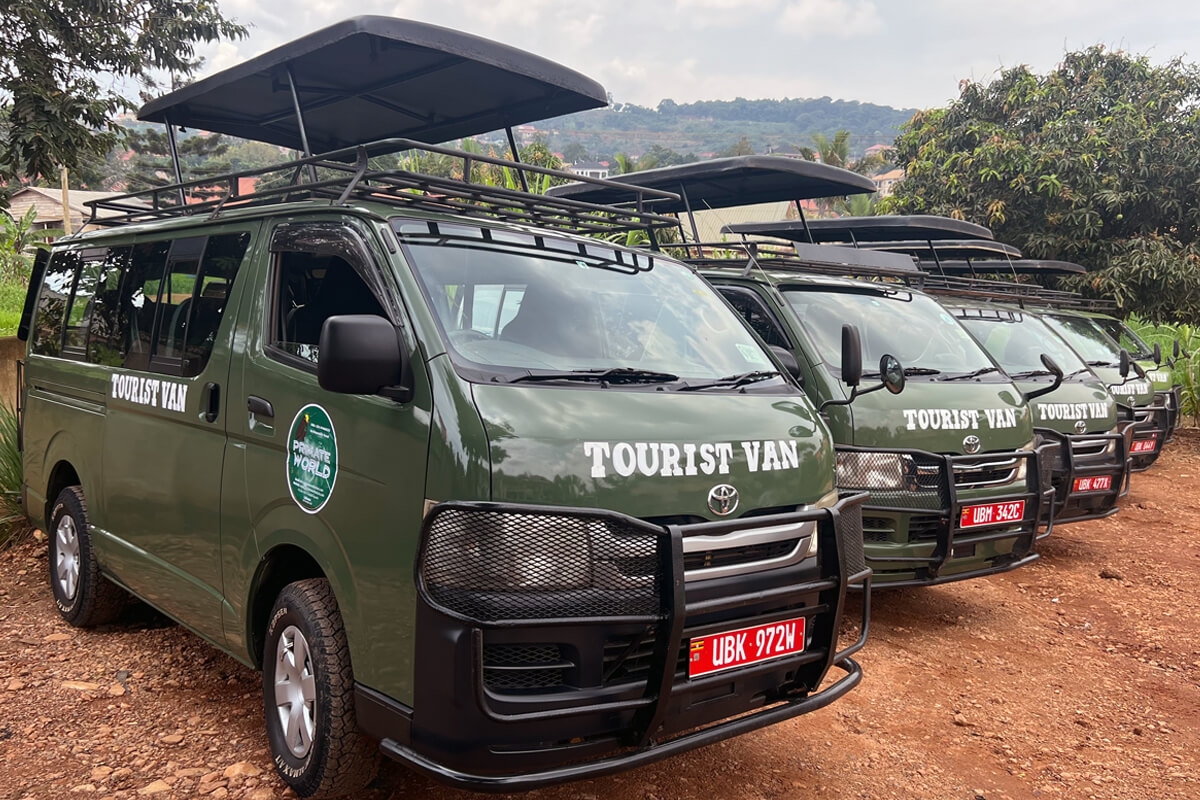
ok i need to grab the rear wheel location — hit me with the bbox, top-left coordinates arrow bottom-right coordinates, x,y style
47,486 -> 125,627
263,578 -> 378,798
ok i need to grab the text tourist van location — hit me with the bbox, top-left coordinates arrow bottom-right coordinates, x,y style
16,18 -> 869,798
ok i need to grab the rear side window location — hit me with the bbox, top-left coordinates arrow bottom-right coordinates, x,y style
719,288 -> 792,350
30,232 -> 250,378
32,250 -> 83,358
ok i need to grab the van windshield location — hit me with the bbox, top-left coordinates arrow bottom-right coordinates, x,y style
1092,316 -> 1154,360
1042,314 -> 1122,365
394,221 -> 784,387
953,309 -> 1088,376
782,287 -> 997,379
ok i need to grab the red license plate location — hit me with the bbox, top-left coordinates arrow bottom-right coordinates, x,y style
1131,438 -> 1157,453
688,617 -> 805,678
959,500 -> 1026,528
1073,475 -> 1112,492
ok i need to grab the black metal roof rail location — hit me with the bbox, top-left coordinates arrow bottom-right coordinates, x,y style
681,240 -> 926,285
920,258 -> 1087,276
82,138 -> 682,237
723,214 -> 996,244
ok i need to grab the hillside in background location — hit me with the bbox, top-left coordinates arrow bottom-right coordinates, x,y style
528,96 -> 917,159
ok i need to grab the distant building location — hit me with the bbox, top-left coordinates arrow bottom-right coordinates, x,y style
865,143 -> 894,159
872,168 -> 905,197
566,160 -> 611,180
6,186 -> 136,232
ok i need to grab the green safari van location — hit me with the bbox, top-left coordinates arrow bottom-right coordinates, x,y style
942,299 -> 1131,524
17,18 -> 870,798
551,172 -> 1051,588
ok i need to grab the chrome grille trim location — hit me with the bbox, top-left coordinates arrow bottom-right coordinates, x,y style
682,519 -> 816,581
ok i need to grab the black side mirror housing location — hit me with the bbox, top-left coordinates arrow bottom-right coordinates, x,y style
318,315 -> 411,401
1174,339 -> 1182,359
1153,341 -> 1162,365
769,345 -> 804,385
1119,349 -> 1130,378
841,324 -> 863,388
1025,354 -> 1065,401
880,354 -> 905,395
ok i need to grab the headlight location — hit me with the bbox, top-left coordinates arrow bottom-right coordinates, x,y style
836,451 -> 916,490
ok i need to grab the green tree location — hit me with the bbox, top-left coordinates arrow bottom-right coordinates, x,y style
125,130 -> 233,199
0,1 -> 245,184
561,141 -> 589,164
718,137 -> 754,157
883,46 -> 1200,323
810,131 -> 850,168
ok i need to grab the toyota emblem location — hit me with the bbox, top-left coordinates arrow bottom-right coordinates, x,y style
707,484 -> 739,516
962,434 -> 982,454
1074,419 -> 1088,435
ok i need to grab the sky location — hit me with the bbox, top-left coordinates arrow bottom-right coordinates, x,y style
196,0 -> 1200,112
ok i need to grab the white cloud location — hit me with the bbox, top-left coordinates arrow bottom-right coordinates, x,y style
778,0 -> 881,37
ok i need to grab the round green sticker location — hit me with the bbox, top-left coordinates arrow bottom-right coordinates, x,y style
287,404 -> 338,514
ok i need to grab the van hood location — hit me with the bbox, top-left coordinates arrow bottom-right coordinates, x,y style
1090,366 -> 1155,406
1137,360 -> 1174,391
848,379 -> 1033,454
1021,377 -> 1117,435
471,385 -> 834,521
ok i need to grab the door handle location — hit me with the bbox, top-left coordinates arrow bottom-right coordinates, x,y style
202,382 -> 220,423
247,395 -> 275,419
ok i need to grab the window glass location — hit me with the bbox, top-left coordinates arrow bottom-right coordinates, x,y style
953,308 -> 1088,376
86,248 -> 132,366
719,289 -> 792,350
62,250 -> 109,357
269,245 -> 386,367
1093,316 -> 1154,359
180,232 -> 249,376
783,287 -> 995,378
395,222 -> 779,382
154,238 -> 205,364
120,240 -> 171,371
1043,314 -> 1123,365
32,250 -> 82,357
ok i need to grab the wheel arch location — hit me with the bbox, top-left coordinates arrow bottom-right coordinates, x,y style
44,460 -> 82,525
246,543 -> 332,669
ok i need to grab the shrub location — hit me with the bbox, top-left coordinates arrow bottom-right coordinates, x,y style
1128,317 -> 1200,428
0,401 -> 29,546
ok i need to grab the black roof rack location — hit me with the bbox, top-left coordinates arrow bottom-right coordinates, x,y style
137,16 -> 608,152
723,214 -> 994,244
680,239 -> 924,284
919,273 -> 1117,312
546,156 -> 875,213
925,258 -> 1086,276
82,138 -> 681,237
861,239 -> 1023,261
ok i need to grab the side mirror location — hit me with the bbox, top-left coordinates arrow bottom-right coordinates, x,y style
1174,339 -> 1182,359
841,324 -> 863,388
1153,341 -> 1162,366
1119,349 -> 1130,378
318,315 -> 411,401
1132,360 -> 1147,380
880,354 -> 905,395
1024,354 -> 1064,401
769,345 -> 804,384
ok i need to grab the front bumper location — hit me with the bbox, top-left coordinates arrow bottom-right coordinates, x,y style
837,446 -> 1051,588
364,495 -> 870,791
1156,387 -> 1182,443
1034,427 -> 1129,527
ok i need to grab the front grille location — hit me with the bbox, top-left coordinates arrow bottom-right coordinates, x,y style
836,450 -> 948,510
907,515 -> 944,543
482,643 -> 570,692
1070,438 -> 1110,458
421,506 -> 663,622
954,456 -> 1021,489
862,516 -> 892,542
683,539 -> 799,571
602,627 -> 689,686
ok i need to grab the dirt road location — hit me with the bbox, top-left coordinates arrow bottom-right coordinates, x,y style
2,432 -> 1198,800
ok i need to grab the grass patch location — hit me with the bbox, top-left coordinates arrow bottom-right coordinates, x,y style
0,401 -> 29,547
0,277 -> 27,337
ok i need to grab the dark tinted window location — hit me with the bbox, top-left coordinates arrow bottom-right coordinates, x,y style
120,240 -> 171,371
719,288 -> 792,350
31,250 -> 82,357
86,248 -> 132,366
153,237 -> 206,367
181,233 -> 249,375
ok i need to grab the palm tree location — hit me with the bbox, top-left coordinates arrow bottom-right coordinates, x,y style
810,130 -> 851,169
0,208 -> 63,282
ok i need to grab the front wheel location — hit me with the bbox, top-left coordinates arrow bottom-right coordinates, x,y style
263,578 -> 378,798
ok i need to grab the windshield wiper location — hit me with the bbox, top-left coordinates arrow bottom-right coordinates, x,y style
505,367 -> 680,385
1009,368 -> 1056,378
941,366 -> 1000,381
679,370 -> 782,392
1085,359 -> 1117,368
